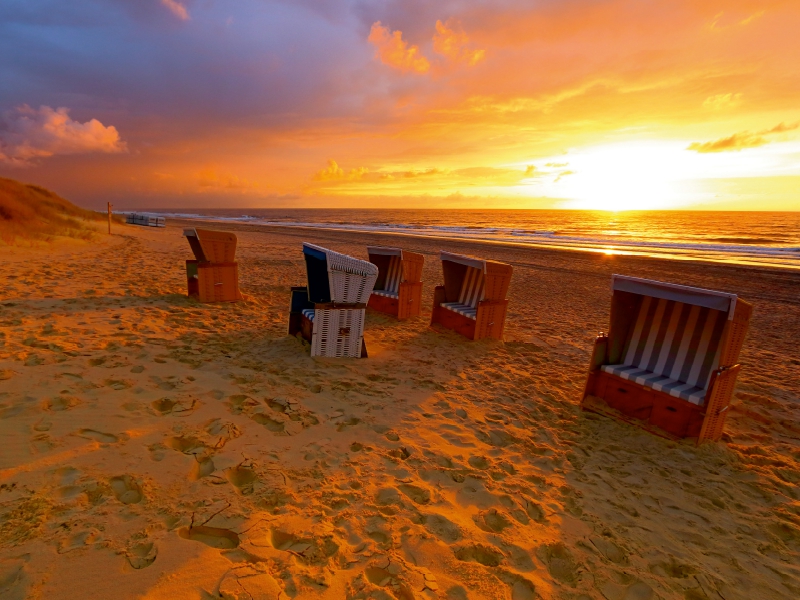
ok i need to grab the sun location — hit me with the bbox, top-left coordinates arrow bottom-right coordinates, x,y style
538,141 -> 699,211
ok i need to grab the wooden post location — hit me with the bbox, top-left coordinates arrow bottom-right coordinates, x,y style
107,202 -> 112,234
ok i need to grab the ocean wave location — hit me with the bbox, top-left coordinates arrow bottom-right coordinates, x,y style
154,212 -> 800,265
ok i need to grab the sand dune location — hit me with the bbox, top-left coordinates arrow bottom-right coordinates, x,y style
0,222 -> 798,599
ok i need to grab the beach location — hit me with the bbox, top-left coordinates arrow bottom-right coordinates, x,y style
1,221 -> 798,600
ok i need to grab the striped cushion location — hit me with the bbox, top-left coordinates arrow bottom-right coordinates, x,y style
441,302 -> 477,320
374,255 -> 402,296
458,266 -> 485,308
603,297 -> 727,405
385,256 -> 402,293
601,364 -> 707,405
301,308 -> 315,322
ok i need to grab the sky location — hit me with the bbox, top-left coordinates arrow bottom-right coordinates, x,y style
0,0 -> 799,211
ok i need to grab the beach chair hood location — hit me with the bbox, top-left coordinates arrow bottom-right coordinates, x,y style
184,228 -> 238,263
303,243 -> 378,304
612,275 -> 737,320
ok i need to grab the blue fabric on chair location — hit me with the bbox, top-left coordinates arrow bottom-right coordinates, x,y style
601,296 -> 728,406
441,302 -> 478,320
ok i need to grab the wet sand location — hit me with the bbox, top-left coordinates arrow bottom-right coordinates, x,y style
0,220 -> 798,600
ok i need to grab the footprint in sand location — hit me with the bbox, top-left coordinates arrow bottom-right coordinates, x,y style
590,536 -> 627,565
178,525 -> 239,549
270,530 -> 339,564
0,553 -> 29,599
78,429 -> 119,444
468,455 -> 490,470
191,457 -> 215,480
151,397 -> 198,416
43,396 -> 81,411
335,416 -> 360,432
225,465 -> 258,495
397,484 -> 432,505
421,513 -> 462,543
475,509 -> 512,533
109,475 -> 143,505
537,543 -> 579,585
31,434 -> 55,453
251,413 -> 285,433
453,544 -> 504,567
148,443 -> 166,462
166,435 -> 206,455
57,529 -> 99,554
126,541 -> 157,569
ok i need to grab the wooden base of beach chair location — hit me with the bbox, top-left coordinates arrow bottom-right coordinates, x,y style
584,370 -> 705,438
431,286 -> 508,340
582,367 -> 740,444
581,395 -> 682,441
186,260 -> 241,303
368,282 -> 423,319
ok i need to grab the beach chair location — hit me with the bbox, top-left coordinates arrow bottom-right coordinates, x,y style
430,251 -> 513,340
126,213 -> 165,227
183,228 -> 242,303
288,243 -> 378,357
366,246 -> 424,319
582,275 -> 752,444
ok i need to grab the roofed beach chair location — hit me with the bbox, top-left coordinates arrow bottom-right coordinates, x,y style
582,275 -> 752,444
126,213 -> 165,227
430,251 -> 513,340
183,228 -> 242,303
288,243 -> 379,357
366,246 -> 425,319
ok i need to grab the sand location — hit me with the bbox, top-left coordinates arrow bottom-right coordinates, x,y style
0,221 -> 798,600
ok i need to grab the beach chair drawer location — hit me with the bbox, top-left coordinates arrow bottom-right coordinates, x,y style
649,395 -> 697,438
601,373 -> 654,419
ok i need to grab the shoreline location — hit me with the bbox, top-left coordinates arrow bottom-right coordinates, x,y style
168,216 -> 800,273
170,216 -> 800,279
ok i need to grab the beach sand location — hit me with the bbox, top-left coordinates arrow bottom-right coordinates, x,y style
1,221 -> 798,600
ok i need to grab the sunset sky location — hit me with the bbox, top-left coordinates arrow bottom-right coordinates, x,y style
1,0 -> 799,210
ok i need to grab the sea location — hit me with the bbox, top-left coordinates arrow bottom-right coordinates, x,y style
142,209 -> 800,271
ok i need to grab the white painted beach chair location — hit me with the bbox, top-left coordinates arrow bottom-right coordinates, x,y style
367,246 -> 424,319
127,213 -> 165,227
288,243 -> 378,357
582,275 -> 752,443
430,251 -> 512,340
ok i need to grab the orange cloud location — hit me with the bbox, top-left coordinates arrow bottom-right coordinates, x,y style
0,105 -> 126,166
313,159 -> 368,181
198,167 -> 256,191
703,93 -> 742,110
368,22 -> 430,73
433,20 -> 485,65
161,0 -> 190,21
688,122 -> 799,153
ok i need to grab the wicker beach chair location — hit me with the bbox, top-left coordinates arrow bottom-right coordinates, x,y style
288,243 -> 379,358
582,275 -> 752,444
367,246 -> 424,319
183,228 -> 242,303
430,251 -> 513,340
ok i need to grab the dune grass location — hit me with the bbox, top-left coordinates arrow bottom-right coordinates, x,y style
0,177 -> 110,245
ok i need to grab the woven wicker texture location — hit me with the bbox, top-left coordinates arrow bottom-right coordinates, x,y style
310,308 -> 366,358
